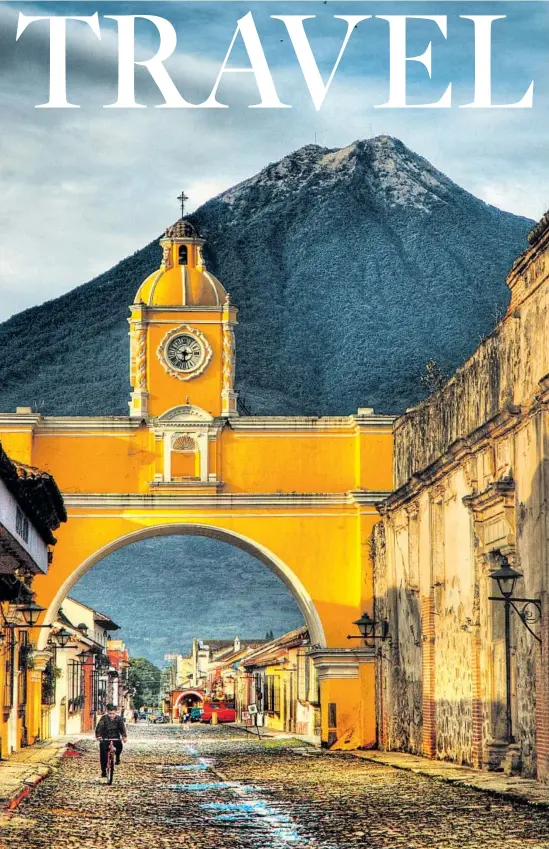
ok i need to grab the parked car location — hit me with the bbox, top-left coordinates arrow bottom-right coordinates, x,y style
189,707 -> 203,722
153,713 -> 170,724
200,701 -> 236,723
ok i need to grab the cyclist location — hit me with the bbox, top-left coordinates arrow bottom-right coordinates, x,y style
95,703 -> 128,778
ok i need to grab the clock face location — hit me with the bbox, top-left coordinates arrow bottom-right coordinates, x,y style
165,334 -> 203,372
158,325 -> 212,381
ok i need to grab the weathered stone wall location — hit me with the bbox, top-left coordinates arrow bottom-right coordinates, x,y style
375,217 -> 549,779
373,521 -> 423,753
394,231 -> 549,488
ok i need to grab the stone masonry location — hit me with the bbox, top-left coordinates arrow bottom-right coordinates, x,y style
374,211 -> 549,780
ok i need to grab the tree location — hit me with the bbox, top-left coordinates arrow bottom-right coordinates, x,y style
265,630 -> 274,641
420,359 -> 449,395
127,658 -> 162,709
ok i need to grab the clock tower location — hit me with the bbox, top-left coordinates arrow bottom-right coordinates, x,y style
128,211 -> 238,420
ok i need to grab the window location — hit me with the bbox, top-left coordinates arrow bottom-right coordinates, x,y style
93,670 -> 108,714
18,631 -> 29,708
42,646 -> 58,706
178,245 -> 188,265
68,661 -> 84,713
3,630 -> 14,709
297,649 -> 309,702
15,507 -> 29,543
265,675 -> 280,714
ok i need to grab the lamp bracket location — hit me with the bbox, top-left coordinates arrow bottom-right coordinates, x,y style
489,596 -> 542,643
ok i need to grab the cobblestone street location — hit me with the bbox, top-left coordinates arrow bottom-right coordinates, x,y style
4,725 -> 549,849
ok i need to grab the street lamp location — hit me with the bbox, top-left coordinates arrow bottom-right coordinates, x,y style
490,562 -> 522,600
77,649 -> 94,663
347,612 -> 389,645
489,549 -> 542,744
19,599 -> 47,627
55,628 -> 72,648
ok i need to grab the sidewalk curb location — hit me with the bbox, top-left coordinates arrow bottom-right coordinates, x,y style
229,723 -> 321,748
332,750 -> 549,809
1,739 -> 76,812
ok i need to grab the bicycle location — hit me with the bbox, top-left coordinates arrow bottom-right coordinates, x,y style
103,738 -> 119,785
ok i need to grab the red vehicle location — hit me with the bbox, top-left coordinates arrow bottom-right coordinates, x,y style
200,700 -> 236,723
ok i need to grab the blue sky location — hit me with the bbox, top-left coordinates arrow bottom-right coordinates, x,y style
0,0 -> 547,320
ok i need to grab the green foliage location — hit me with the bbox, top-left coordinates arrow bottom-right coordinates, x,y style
128,657 -> 162,709
420,359 -> 449,395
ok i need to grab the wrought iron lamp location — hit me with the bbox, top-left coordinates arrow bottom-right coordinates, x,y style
54,627 -> 72,648
489,549 -> 542,744
0,596 -> 52,656
19,599 -> 47,627
77,649 -> 94,663
347,612 -> 389,644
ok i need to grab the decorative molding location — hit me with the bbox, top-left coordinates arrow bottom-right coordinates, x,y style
463,477 -> 516,553
136,327 -> 147,391
61,491 -> 383,510
221,312 -> 238,417
381,405 -> 523,514
156,405 -> 214,425
157,325 -> 213,382
148,480 -> 223,493
405,501 -> 419,520
134,306 -> 224,314
31,650 -> 53,672
308,647 -> 374,680
230,415 -> 394,432
349,490 -> 393,506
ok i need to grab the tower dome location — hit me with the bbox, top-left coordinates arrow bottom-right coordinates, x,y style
135,217 -> 227,308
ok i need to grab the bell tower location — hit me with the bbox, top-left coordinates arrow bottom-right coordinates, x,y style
128,197 -> 238,420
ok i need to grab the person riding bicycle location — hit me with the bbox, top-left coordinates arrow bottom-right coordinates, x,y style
95,704 -> 128,778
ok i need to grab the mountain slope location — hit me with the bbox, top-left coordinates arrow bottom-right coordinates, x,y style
71,536 -> 304,666
0,135 -> 532,416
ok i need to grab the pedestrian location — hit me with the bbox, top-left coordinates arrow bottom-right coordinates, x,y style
133,709 -> 139,723
95,703 -> 128,778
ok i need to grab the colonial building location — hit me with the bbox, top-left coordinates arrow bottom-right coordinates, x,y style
107,639 -> 131,715
205,637 -> 267,699
237,627 -> 320,741
0,440 -> 66,757
163,636 -> 266,719
44,598 -> 120,738
374,211 -> 549,779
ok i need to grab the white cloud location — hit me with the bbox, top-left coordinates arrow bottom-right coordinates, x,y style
0,1 -> 547,321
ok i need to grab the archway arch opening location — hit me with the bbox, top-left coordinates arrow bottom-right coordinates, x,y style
38,524 -> 326,652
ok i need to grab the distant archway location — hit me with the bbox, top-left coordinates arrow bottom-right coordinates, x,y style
38,523 -> 326,650
174,691 -> 203,707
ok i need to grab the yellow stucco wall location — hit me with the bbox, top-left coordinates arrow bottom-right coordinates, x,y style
0,222 -> 394,749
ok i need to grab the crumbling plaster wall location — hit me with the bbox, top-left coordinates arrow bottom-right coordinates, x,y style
394,257 -> 548,489
375,226 -> 549,776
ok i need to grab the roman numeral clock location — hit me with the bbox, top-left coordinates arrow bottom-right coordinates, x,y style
158,326 -> 213,380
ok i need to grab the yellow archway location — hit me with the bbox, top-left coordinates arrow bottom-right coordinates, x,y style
38,523 -> 327,650
0,211 -> 394,748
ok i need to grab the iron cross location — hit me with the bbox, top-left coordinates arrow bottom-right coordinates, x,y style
177,191 -> 189,218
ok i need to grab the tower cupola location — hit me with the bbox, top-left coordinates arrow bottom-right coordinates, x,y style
128,192 -> 238,421
135,217 -> 227,308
